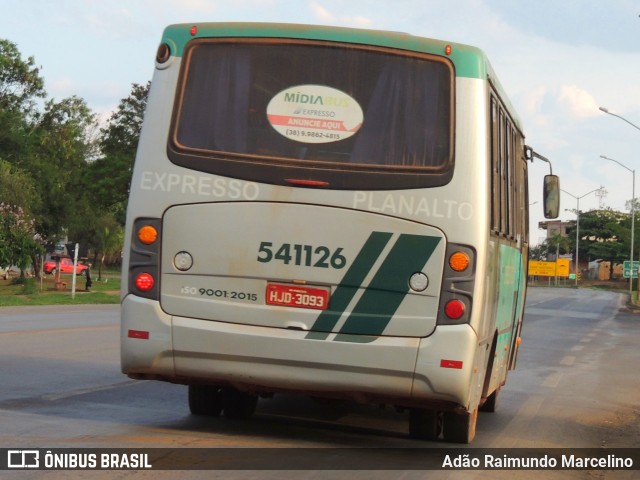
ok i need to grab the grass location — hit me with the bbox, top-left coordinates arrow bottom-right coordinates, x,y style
0,269 -> 121,306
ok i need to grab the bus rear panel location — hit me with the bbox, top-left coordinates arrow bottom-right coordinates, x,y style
121,23 -> 528,443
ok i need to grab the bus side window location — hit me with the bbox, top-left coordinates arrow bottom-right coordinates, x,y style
490,97 -> 500,233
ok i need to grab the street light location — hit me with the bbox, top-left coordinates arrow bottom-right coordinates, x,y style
600,106 -> 640,298
599,107 -> 640,132
561,187 -> 605,287
600,155 -> 635,297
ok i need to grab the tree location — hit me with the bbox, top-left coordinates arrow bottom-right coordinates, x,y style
67,207 -> 123,281
93,214 -> 123,280
0,40 -> 48,277
529,244 -> 548,261
87,82 -> 149,225
0,39 -> 45,113
0,203 -> 43,276
0,39 -> 45,166
0,159 -> 39,213
544,233 -> 570,261
1,40 -> 148,277
28,96 -> 97,243
566,209 -> 630,279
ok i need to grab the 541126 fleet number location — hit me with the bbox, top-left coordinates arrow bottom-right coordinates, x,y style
257,241 -> 346,269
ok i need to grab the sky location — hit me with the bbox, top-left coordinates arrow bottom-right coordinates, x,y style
1,0 -> 639,245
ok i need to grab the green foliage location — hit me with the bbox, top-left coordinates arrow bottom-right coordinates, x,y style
545,233 -> 570,257
0,39 -> 45,113
0,39 -> 46,175
563,208 -> 636,280
29,96 -> 97,242
0,203 -> 43,271
0,159 -> 39,212
529,244 -> 548,261
88,81 -> 149,225
566,209 -> 630,263
0,39 -> 149,275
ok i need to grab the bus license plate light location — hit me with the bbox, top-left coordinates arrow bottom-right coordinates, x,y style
266,283 -> 329,310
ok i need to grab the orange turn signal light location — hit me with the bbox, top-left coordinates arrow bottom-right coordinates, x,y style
449,251 -> 470,272
138,225 -> 158,245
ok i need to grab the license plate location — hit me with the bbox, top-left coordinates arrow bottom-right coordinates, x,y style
265,283 -> 330,310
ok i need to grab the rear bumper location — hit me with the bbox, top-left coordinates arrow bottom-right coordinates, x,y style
121,296 -> 477,410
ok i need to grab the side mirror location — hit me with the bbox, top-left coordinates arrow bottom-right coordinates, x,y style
543,175 -> 560,219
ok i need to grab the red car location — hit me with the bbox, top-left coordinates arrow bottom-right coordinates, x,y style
44,258 -> 89,276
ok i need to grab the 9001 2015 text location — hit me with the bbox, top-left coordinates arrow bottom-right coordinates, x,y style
180,286 -> 258,302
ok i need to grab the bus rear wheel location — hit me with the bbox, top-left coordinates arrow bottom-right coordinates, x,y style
188,385 -> 224,416
409,408 -> 442,440
480,388 -> 500,413
221,388 -> 258,419
442,408 -> 478,444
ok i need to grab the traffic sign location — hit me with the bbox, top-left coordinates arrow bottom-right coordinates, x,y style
528,259 -> 571,277
528,261 -> 556,276
556,259 -> 570,277
623,260 -> 639,279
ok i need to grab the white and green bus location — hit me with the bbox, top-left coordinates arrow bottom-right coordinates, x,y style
121,23 -> 559,443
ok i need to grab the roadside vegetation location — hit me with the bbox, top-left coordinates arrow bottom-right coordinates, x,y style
0,268 -> 120,306
0,39 -> 147,282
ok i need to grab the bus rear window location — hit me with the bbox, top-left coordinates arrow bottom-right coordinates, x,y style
169,39 -> 454,189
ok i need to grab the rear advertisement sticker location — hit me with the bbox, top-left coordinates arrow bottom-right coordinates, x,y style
267,84 -> 363,143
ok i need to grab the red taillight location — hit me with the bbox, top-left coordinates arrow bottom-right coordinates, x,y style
445,299 -> 465,320
190,25 -> 197,36
135,273 -> 154,292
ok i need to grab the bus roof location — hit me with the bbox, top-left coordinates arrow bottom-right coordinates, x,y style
160,22 -> 522,131
162,23 -> 487,78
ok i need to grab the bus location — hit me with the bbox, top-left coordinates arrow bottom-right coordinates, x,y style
121,23 -> 559,443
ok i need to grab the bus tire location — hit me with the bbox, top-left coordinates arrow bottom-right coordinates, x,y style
188,385 -> 223,416
442,408 -> 477,444
222,388 -> 258,419
409,408 -> 442,440
480,387 -> 500,413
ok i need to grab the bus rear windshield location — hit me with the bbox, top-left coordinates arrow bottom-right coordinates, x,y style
169,39 -> 454,189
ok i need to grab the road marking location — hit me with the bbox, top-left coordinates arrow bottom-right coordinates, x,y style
542,372 -> 563,388
525,307 -> 602,320
0,324 -> 118,337
42,380 -> 143,402
560,355 -> 576,366
571,345 -> 584,352
488,395 -> 545,448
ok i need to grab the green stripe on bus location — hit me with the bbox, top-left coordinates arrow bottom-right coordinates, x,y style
338,234 -> 441,336
305,231 -> 393,339
334,334 -> 377,344
161,23 -> 487,79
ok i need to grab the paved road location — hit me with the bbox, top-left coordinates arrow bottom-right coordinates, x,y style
0,288 -> 638,479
